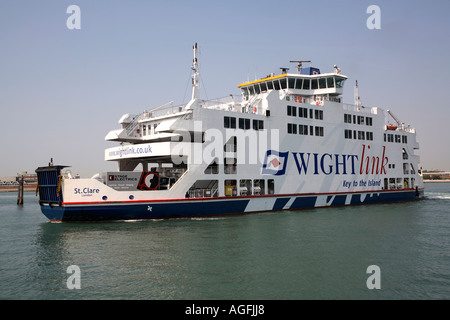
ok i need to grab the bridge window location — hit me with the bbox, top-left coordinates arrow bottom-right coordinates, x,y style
302,79 -> 310,90
319,78 -> 327,89
311,79 -> 318,90
295,78 -> 303,89
267,81 -> 273,90
280,78 -> 287,89
260,82 -> 267,92
273,80 -> 281,90
327,77 -> 335,88
288,78 -> 296,89
241,87 -> 249,98
336,78 -> 344,88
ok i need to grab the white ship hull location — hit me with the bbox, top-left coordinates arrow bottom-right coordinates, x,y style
36,44 -> 424,222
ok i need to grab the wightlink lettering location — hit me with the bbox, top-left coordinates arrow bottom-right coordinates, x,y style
263,145 -> 389,176
292,152 -> 358,175
360,145 -> 389,175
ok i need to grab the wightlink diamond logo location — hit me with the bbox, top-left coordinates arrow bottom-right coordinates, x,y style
262,150 -> 289,175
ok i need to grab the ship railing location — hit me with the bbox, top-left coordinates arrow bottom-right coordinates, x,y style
141,103 -> 187,120
342,103 -> 378,114
397,125 -> 416,134
301,96 -> 342,105
134,95 -> 243,121
201,95 -> 242,111
187,188 -> 219,198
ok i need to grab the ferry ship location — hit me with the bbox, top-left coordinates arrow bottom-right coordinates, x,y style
36,43 -> 424,222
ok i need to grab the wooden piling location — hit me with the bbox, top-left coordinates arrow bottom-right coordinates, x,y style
17,175 -> 24,205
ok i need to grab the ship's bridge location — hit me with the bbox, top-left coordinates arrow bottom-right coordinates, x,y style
237,67 -> 347,99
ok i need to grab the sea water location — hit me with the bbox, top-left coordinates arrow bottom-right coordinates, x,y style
1,183 -> 449,300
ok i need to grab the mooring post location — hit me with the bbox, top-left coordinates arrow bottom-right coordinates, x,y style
17,175 -> 24,205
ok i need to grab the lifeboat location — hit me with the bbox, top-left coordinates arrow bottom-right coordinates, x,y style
386,124 -> 397,130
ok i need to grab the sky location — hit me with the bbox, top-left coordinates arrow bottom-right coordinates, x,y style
1,0 -> 450,178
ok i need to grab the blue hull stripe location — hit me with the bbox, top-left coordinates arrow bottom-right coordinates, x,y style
40,190 -> 424,222
272,198 -> 290,210
42,199 -> 250,222
331,195 -> 347,206
290,196 -> 317,209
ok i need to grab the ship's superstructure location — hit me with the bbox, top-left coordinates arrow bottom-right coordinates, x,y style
36,44 -> 424,222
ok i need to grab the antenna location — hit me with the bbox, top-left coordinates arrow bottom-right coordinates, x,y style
290,60 -> 311,73
185,43 -> 201,110
355,80 -> 360,110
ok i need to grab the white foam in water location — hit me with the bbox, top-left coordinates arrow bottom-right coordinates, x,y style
426,194 -> 450,200
190,217 -> 225,221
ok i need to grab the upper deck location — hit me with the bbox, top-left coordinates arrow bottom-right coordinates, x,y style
104,47 -> 416,154
238,67 -> 348,99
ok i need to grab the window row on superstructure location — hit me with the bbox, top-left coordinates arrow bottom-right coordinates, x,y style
383,177 -> 416,190
288,123 -> 324,136
344,129 -> 374,141
384,133 -> 408,144
287,105 -> 323,120
187,178 -> 276,198
344,114 -> 373,126
224,116 -> 264,131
